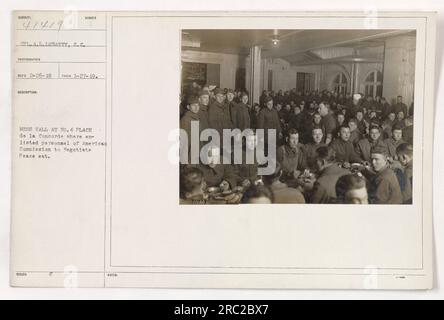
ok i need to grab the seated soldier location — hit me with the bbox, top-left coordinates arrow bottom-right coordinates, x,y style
242,185 -> 273,204
276,128 -> 307,183
179,167 -> 208,204
193,145 -> 238,190
367,145 -> 403,204
335,173 -> 369,204
355,125 -> 388,163
348,118 -> 361,145
310,146 -> 350,204
396,143 -> 413,204
262,163 -> 306,204
384,123 -> 406,160
304,126 -> 327,170
236,132 -> 262,188
329,125 -> 363,165
402,116 -> 414,145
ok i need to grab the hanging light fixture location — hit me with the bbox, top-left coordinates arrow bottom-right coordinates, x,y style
271,29 -> 280,46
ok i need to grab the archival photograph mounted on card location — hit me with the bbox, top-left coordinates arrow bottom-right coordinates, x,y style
10,11 -> 436,289
179,29 -> 416,205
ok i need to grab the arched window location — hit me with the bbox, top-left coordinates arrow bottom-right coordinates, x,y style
333,72 -> 348,95
364,70 -> 383,98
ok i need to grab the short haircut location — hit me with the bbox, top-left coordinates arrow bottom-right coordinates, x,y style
180,166 -> 203,197
312,125 -> 324,134
316,146 -> 336,163
396,143 -> 413,157
348,118 -> 358,125
392,123 -> 404,132
286,128 -> 299,138
369,124 -> 381,132
336,174 -> 367,201
242,185 -> 273,204
339,124 -> 350,132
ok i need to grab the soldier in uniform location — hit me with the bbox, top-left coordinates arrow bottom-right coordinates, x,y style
367,145 -> 403,204
318,102 -> 337,145
355,125 -> 388,163
310,146 -> 350,204
304,126 -> 326,170
208,88 -> 234,139
392,96 -> 408,116
276,129 -> 307,183
335,174 -> 369,204
329,125 -> 363,164
396,143 -> 413,204
256,96 -> 283,147
384,123 -> 406,160
232,92 -> 251,131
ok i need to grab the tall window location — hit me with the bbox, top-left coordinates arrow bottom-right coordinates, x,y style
333,72 -> 348,95
364,70 -> 383,98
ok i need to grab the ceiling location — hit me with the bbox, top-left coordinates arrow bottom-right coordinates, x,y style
182,29 -> 416,66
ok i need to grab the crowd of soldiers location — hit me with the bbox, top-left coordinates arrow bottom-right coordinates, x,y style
179,84 -> 414,205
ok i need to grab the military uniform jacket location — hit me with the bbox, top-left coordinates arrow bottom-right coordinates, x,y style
277,144 -> 307,177
236,150 -> 259,184
180,111 -> 200,148
356,138 -> 388,163
304,142 -> 326,169
370,166 -> 403,204
193,163 -> 238,189
311,164 -> 350,204
208,100 -> 234,136
233,103 -> 251,131
257,107 -> 282,134
320,113 -> 337,136
384,137 -> 406,159
270,181 -> 306,204
329,138 -> 362,163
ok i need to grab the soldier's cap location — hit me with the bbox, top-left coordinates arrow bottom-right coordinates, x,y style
264,96 -> 273,103
188,96 -> 199,105
371,145 -> 388,157
198,89 -> 210,97
214,88 -> 225,95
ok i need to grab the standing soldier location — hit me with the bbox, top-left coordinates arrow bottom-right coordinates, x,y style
256,96 -> 283,148
232,92 -> 251,131
393,96 -> 408,117
318,102 -> 337,145
208,88 -> 234,139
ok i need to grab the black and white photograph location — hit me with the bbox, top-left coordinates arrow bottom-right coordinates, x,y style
180,29 -> 416,205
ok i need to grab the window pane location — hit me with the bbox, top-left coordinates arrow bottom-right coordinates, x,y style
366,71 -> 375,82
340,73 -> 347,84
334,74 -> 340,83
376,85 -> 383,97
377,71 -> 383,82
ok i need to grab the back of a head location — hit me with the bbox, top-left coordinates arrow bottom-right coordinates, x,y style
316,146 -> 336,164
242,185 -> 273,204
180,166 -> 204,198
335,174 -> 367,203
